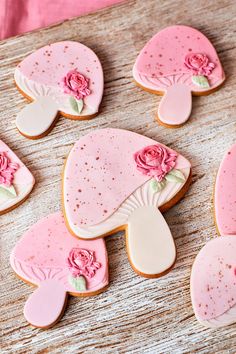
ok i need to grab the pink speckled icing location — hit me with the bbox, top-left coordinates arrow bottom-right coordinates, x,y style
10,212 -> 108,292
133,25 -> 224,90
63,128 -> 190,228
10,212 -> 108,327
191,144 -> 236,328
133,25 -> 225,126
191,237 -> 236,322
215,144 -> 236,235
15,41 -> 103,115
0,140 -> 35,213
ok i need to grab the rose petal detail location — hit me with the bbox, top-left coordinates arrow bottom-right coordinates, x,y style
134,144 -> 177,181
0,152 -> 19,187
184,53 -> 215,78
62,69 -> 91,100
67,248 -> 101,279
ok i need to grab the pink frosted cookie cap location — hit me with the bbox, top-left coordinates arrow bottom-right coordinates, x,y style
133,25 -> 224,92
63,128 -> 190,229
0,140 -> 35,214
14,41 -> 104,138
215,143 -> 236,235
15,41 -> 104,116
10,212 -> 109,327
133,25 -> 225,126
191,237 -> 236,327
10,212 -> 108,293
191,143 -> 236,328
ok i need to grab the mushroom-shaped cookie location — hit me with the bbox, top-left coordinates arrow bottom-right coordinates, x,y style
133,25 -> 225,127
15,41 -> 103,138
0,140 -> 35,215
191,144 -> 236,328
10,212 -> 108,328
63,128 -> 191,278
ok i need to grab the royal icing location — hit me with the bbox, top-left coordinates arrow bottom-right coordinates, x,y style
16,96 -> 58,138
184,53 -> 215,77
10,212 -> 108,328
15,41 -> 104,138
62,69 -> 91,99
67,248 -> 101,290
63,128 -> 191,277
215,144 -> 236,235
0,152 -> 18,187
191,143 -> 236,328
133,25 -> 225,126
0,140 -> 35,214
134,144 -> 186,192
191,237 -> 236,328
134,144 -> 177,181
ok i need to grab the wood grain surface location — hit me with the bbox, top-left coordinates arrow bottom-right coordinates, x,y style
0,0 -> 236,353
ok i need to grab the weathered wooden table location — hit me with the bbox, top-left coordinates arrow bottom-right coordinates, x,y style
1,0 -> 235,352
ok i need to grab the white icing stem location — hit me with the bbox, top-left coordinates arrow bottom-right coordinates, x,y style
126,206 -> 176,276
158,83 -> 192,126
16,96 -> 58,138
24,279 -> 67,328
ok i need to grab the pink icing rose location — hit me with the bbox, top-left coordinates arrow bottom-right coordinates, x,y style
67,248 -> 101,278
0,152 -> 19,187
134,144 -> 177,182
184,53 -> 215,77
62,69 -> 91,100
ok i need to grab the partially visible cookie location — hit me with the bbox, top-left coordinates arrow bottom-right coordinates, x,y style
215,143 -> 236,235
191,237 -> 236,328
0,140 -> 35,214
15,41 -> 104,139
133,25 -> 225,127
10,212 -> 109,328
191,143 -> 236,328
63,128 -> 191,278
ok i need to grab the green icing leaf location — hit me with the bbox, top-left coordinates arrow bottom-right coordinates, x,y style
165,169 -> 185,183
68,275 -> 87,292
69,96 -> 84,114
76,99 -> 84,114
0,184 -> 17,197
192,75 -> 210,88
150,178 -> 166,193
69,96 -> 78,112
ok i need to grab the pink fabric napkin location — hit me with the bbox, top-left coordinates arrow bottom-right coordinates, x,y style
0,0 -> 125,40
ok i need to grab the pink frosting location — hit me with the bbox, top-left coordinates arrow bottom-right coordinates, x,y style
63,128 -> 191,228
184,53 -> 215,77
0,152 -> 18,187
67,248 -> 100,278
62,69 -> 90,100
191,237 -> 236,321
16,41 -> 103,113
215,144 -> 236,235
0,140 -> 34,186
10,212 -> 108,293
134,144 -> 177,181
133,25 -> 224,91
